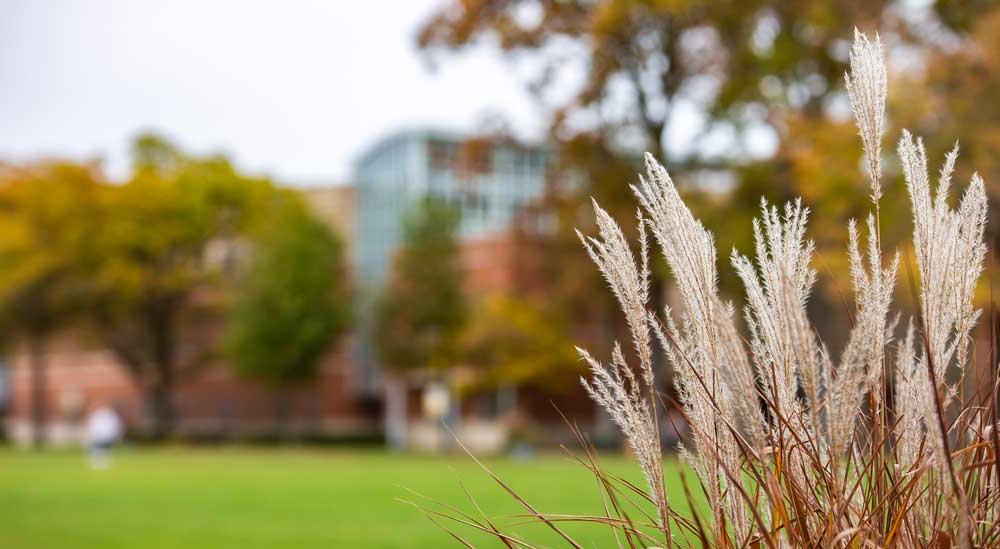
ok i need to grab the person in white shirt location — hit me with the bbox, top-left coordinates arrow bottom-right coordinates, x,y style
85,404 -> 123,469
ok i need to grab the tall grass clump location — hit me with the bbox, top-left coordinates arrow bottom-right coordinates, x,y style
411,30 -> 1000,547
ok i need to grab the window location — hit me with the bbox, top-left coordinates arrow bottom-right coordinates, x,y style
428,139 -> 455,171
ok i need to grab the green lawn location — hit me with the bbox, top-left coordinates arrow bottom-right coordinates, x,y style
0,446 -> 694,548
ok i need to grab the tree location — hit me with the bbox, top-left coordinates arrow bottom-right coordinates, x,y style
420,1 -> 893,163
737,5 -> 1000,297
418,2 -> 892,354
372,198 -> 467,447
418,1 -> 993,358
909,7 -> 1000,254
94,134 -> 278,438
0,162 -> 106,447
373,198 -> 466,372
459,295 -> 580,393
224,204 -> 350,437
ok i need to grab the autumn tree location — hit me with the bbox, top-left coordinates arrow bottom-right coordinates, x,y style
736,5 -> 1000,292
419,2 -> 898,346
372,198 -> 466,447
224,203 -> 350,437
459,295 -> 579,393
94,134 -> 278,438
420,1 -> 895,162
0,162 -> 105,447
418,1 -> 993,357
910,7 -> 1000,253
417,1 -> 908,217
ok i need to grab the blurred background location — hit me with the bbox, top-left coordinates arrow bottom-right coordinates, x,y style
3,0 -> 1000,547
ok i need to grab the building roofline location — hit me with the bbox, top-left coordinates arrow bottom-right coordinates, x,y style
351,127 -> 549,172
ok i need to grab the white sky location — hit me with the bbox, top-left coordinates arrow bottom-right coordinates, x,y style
0,0 -> 542,185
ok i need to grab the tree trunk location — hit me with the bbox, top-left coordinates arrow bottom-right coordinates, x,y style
274,387 -> 293,443
147,304 -> 176,440
28,333 -> 46,449
148,371 -> 174,440
384,376 -> 407,450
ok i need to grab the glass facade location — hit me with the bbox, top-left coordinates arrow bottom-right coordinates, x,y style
354,130 -> 548,288
352,130 -> 549,391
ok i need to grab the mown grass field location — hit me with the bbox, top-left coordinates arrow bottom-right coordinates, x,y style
0,446 -> 695,548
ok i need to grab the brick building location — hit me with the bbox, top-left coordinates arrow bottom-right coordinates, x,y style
3,331 -> 372,444
1,130 -> 586,446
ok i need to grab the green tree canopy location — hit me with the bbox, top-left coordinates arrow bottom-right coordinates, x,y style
225,203 -> 351,389
373,198 -> 466,373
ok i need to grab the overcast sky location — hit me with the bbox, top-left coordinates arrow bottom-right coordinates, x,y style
0,1 -> 542,185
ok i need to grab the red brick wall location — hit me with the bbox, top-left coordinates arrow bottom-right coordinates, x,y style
461,235 -> 516,295
3,331 -> 377,443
